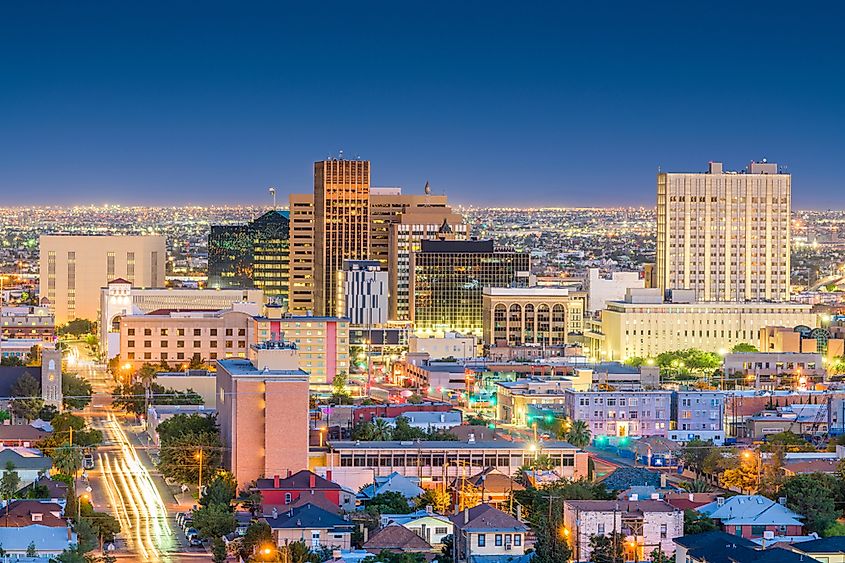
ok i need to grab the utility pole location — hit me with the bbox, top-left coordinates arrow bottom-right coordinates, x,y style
196,448 -> 204,496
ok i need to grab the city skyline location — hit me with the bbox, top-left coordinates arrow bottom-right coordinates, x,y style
2,3 -> 844,208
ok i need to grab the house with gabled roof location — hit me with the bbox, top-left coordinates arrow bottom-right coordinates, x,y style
696,495 -> 803,539
262,502 -> 354,551
450,503 -> 528,563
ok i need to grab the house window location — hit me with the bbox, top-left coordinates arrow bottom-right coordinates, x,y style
660,524 -> 667,539
735,526 -> 742,536
597,524 -> 605,535
311,531 -> 320,548
751,525 -> 765,536
514,535 -> 521,546
495,535 -> 502,547
435,527 -> 448,535
477,534 -> 486,547
285,493 -> 292,504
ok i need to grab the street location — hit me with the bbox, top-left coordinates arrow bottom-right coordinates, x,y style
75,353 -> 210,562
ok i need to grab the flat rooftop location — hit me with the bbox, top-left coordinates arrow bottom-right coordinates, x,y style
329,440 -> 578,450
216,358 -> 310,378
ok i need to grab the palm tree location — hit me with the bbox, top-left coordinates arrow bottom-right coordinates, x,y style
371,419 -> 394,441
680,479 -> 713,493
52,443 -> 82,477
566,420 -> 592,448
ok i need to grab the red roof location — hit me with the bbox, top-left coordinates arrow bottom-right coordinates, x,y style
364,524 -> 432,552
254,470 -> 342,491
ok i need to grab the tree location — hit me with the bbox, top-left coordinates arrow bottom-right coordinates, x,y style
52,443 -> 83,477
332,372 -> 349,396
200,471 -> 238,508
38,404 -> 58,421
365,491 -> 413,514
38,412 -> 103,455
51,547 -> 88,563
58,318 -> 95,337
532,514 -> 572,563
238,520 -> 273,562
371,418 -> 394,441
158,431 -> 223,484
720,452 -> 760,494
9,372 -> 43,421
194,502 -> 236,539
157,413 -> 217,443
0,411 -> 10,424
683,509 -> 718,534
778,473 -> 840,534
0,462 -> 21,503
438,534 -> 453,563
731,343 -> 759,353
0,356 -> 24,367
649,547 -> 673,563
680,439 -> 716,476
566,420 -> 592,448
762,431 -> 815,452
211,537 -> 228,563
679,479 -> 712,493
62,373 -> 93,410
393,417 -> 424,441
26,541 -> 37,557
589,533 -> 625,563
363,553 -> 425,563
416,488 -> 451,514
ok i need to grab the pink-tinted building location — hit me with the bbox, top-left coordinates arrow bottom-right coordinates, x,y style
217,340 -> 311,485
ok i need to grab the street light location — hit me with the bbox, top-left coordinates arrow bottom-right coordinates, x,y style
195,449 -> 204,495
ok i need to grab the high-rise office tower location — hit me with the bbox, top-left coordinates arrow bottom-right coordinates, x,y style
410,237 -> 530,338
313,159 -> 371,317
208,210 -> 290,300
389,213 -> 467,321
39,235 -> 166,324
656,160 -> 791,302
287,193 -> 316,315
369,185 -> 454,270
342,260 -> 388,326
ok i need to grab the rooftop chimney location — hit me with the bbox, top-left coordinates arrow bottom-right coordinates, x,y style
274,475 -> 280,488
464,508 -> 469,524
310,473 -> 316,488
326,470 -> 333,482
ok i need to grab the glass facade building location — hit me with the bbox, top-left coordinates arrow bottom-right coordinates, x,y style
208,210 -> 290,300
410,239 -> 530,338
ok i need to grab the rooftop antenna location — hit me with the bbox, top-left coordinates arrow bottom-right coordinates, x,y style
424,180 -> 431,195
339,149 -> 344,161
268,186 -> 277,210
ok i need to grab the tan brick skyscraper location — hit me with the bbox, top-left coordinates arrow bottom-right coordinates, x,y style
656,160 -> 791,302
313,159 -> 370,317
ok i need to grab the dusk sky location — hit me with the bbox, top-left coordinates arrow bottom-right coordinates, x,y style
2,2 -> 843,208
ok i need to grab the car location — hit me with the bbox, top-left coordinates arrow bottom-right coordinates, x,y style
182,522 -> 194,533
184,528 -> 199,539
82,453 -> 95,470
175,512 -> 186,526
188,537 -> 203,547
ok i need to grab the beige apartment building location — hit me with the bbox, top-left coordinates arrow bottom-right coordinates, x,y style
254,305 -> 349,384
759,325 -> 845,360
482,287 -> 586,347
314,159 -> 371,317
585,290 -> 817,361
39,235 -> 166,324
288,193 -> 316,315
656,160 -> 791,302
217,341 -> 310,485
118,304 -> 259,369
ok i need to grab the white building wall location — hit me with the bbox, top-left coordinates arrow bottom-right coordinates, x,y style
586,268 -> 645,313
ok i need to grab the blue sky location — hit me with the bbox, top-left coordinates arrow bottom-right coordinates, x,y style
1,2 -> 843,207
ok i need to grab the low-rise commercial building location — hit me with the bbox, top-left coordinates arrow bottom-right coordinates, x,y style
586,289 -> 817,361
0,306 -> 55,341
409,333 -> 476,361
318,439 -> 588,492
119,304 -> 259,369
482,286 -> 585,347
100,278 -> 263,359
724,352 -> 825,380
584,268 -> 645,313
760,325 -> 845,360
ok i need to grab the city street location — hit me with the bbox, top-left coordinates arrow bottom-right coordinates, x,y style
75,352 -> 210,562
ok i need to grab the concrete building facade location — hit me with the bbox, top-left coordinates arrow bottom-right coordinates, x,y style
656,161 -> 791,302
585,268 -> 645,313
482,286 -> 586,348
586,290 -> 817,361
342,260 -> 388,326
217,341 -> 311,485
39,235 -> 166,324
288,193 -> 316,315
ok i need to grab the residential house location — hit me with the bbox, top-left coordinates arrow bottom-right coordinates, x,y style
380,508 -> 454,546
452,467 -> 524,511
254,470 -> 355,514
0,500 -> 67,528
746,404 -> 828,441
563,500 -> 683,562
788,536 -> 845,563
358,471 -> 424,502
450,504 -> 528,563
627,436 -> 680,468
362,524 -> 433,556
663,492 -> 720,512
674,530 -> 810,563
697,496 -> 804,539
263,503 -> 354,551
18,476 -> 68,502
0,524 -> 77,560
0,424 -> 50,448
0,448 -> 51,487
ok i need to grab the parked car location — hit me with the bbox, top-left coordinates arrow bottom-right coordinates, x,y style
82,453 -> 95,470
188,537 -> 204,547
184,527 -> 199,539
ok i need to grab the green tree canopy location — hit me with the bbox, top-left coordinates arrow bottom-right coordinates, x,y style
9,372 -> 43,421
778,473 -> 840,534
364,491 -> 413,514
58,319 -> 95,337
62,373 -> 93,410
731,343 -> 759,353
158,431 -> 222,484
200,471 -> 238,508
